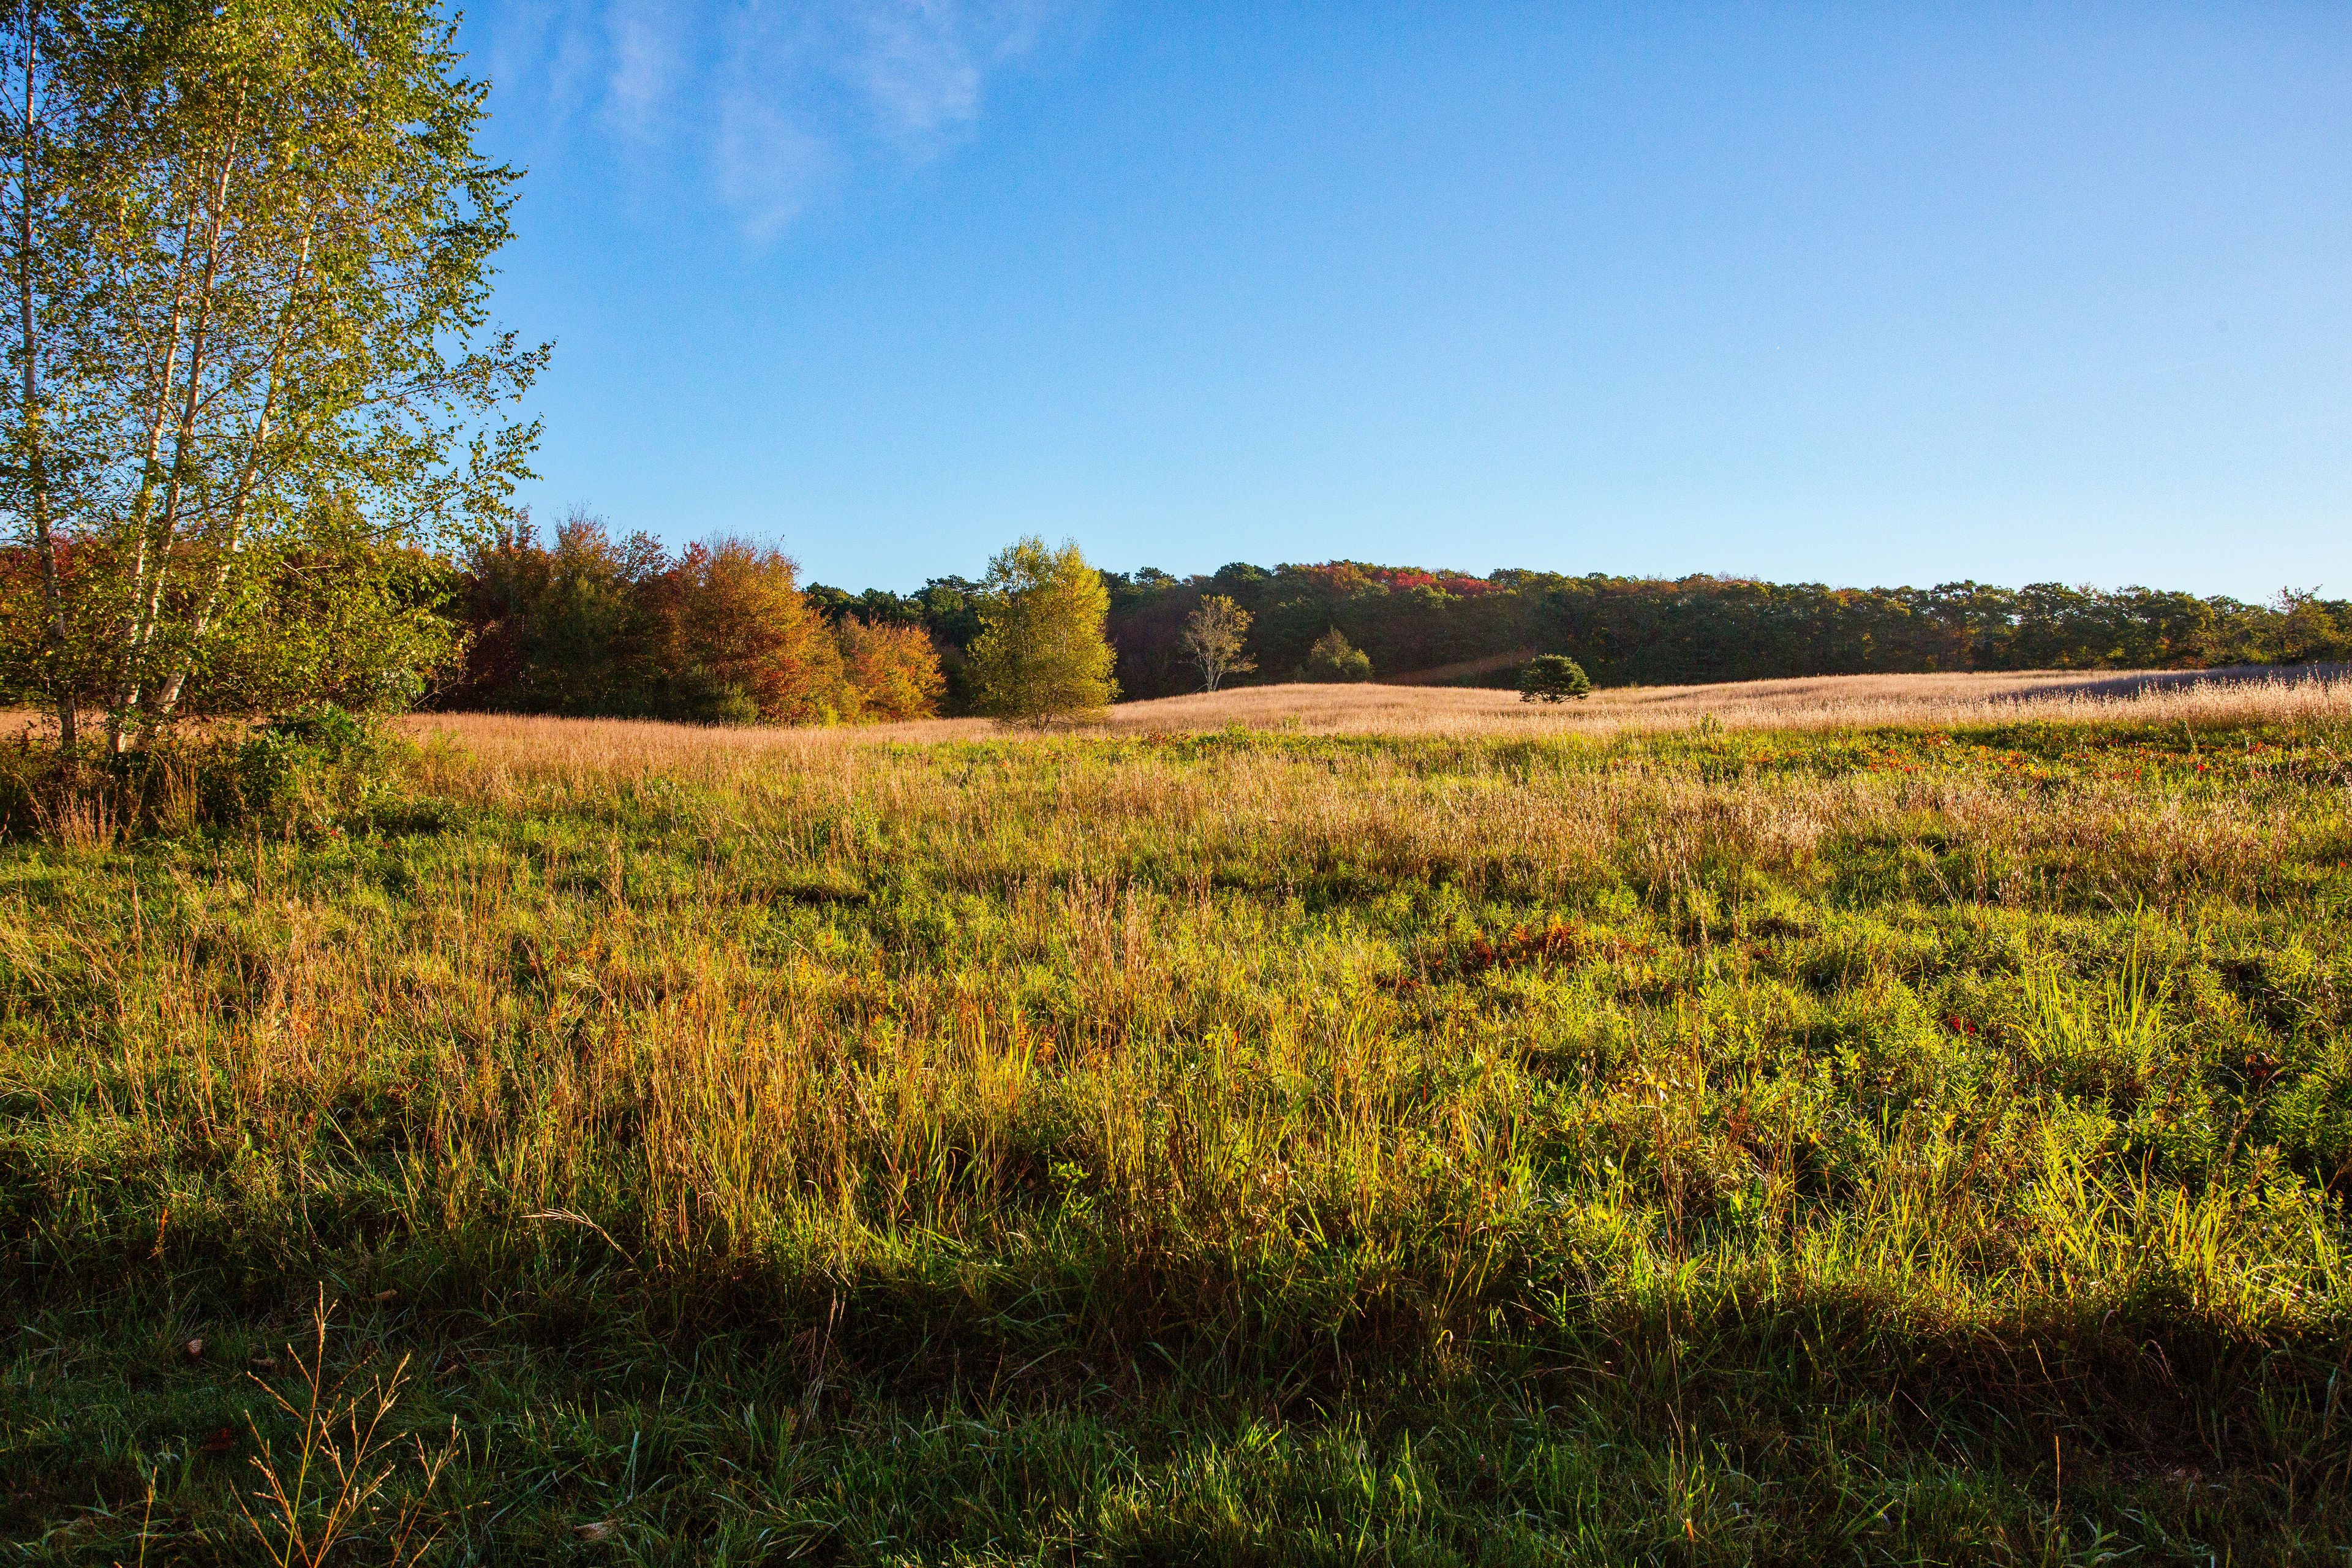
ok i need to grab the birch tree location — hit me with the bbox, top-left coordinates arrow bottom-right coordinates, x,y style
1,0 -> 542,748
1,0 -> 97,747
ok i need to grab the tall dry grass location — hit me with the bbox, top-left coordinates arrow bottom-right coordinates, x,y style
50,730 -> 2349,1313
6,702 -> 2351,1558
396,663 -> 2352,779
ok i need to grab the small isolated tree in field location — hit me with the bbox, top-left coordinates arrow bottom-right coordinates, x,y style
1182,594 -> 1254,692
967,536 -> 1117,727
1303,628 -> 1371,682
1518,654 -> 1592,703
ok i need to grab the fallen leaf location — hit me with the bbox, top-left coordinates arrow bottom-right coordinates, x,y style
575,1521 -> 619,1542
200,1427 -> 237,1453
249,1353 -> 279,1371
369,1289 -> 398,1303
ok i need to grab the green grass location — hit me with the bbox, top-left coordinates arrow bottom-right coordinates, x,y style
2,718 -> 2350,1563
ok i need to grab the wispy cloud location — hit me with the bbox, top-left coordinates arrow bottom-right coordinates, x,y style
605,2 -> 687,137
714,87 -> 837,239
483,0 -> 1066,238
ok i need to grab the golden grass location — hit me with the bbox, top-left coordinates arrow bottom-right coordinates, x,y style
390,663 -> 2352,780
58,728 -> 2339,1303
7,693 -> 2350,1556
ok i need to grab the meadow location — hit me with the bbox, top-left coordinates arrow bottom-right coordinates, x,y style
3,671 -> 2351,1563
409,663 -> 2352,757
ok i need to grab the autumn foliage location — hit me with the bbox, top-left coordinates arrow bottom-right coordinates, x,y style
647,538 -> 845,725
443,511 -> 943,725
838,617 -> 949,722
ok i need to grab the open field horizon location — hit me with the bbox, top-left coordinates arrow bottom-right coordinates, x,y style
6,666 -> 2341,771
385,663 -> 2352,781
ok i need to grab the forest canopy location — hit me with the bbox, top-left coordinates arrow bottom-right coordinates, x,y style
800,560 -> 2351,710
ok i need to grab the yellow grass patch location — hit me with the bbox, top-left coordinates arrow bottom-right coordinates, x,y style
390,663 -> 2352,782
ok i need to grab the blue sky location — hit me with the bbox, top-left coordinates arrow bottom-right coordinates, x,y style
458,2 -> 2352,600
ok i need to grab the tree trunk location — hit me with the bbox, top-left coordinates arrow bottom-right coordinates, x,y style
149,202 -> 307,729
111,205 -> 198,753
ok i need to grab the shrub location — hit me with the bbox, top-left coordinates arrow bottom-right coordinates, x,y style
1303,628 -> 1373,682
1518,654 -> 1593,703
0,704 -> 408,845
230,704 -> 407,830
644,669 -> 764,727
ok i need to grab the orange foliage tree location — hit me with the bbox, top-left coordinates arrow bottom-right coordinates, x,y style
651,539 -> 845,724
447,519 -> 949,725
839,618 -> 947,722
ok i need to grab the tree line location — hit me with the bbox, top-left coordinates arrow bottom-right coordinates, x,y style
439,541 -> 2350,725
443,508 -> 943,724
804,561 -> 2352,709
437,521 -> 1115,728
